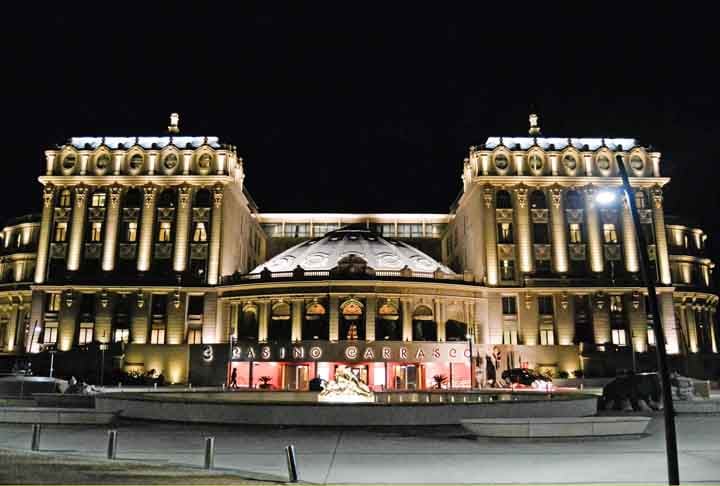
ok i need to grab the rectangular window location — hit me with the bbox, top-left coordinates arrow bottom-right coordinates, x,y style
635,192 -> 647,209
59,191 -> 72,207
150,328 -> 166,345
284,223 -> 309,238
187,328 -> 202,344
91,192 -> 106,207
569,223 -> 583,243
43,323 -> 58,344
54,222 -> 68,242
397,224 -> 423,238
46,293 -> 61,312
532,223 -> 549,244
125,222 -> 138,242
90,222 -> 103,242
498,223 -> 514,243
500,260 -> 515,280
78,322 -> 94,345
612,328 -> 627,346
313,223 -> 339,236
603,223 -> 618,244
503,329 -> 518,345
538,296 -> 554,315
378,223 -> 395,237
158,222 -> 172,242
502,296 -> 517,315
192,222 -> 207,242
114,328 -> 130,344
188,295 -> 204,315
647,326 -> 656,346
540,327 -> 555,346
610,295 -> 623,313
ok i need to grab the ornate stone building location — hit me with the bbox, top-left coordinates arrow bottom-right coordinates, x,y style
0,114 -> 716,387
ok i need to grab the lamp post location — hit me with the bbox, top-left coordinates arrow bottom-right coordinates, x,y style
594,155 -> 679,485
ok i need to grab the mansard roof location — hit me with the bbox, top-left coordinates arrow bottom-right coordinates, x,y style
65,136 -> 222,150
481,136 -> 647,152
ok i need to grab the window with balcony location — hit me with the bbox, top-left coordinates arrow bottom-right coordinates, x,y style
498,223 -> 514,243
114,328 -> 130,344
569,223 -> 583,243
192,222 -> 207,242
538,296 -> 554,315
42,322 -> 58,344
612,328 -> 627,346
59,190 -> 72,207
91,192 -> 106,207
503,329 -> 518,344
54,222 -> 67,242
603,223 -> 618,244
502,296 -> 517,315
125,222 -> 137,242
46,293 -> 61,312
78,322 -> 94,345
500,260 -> 515,280
158,222 -> 172,242
90,222 -> 103,242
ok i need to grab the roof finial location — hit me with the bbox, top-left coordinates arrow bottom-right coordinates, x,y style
529,112 -> 541,136
168,113 -> 180,134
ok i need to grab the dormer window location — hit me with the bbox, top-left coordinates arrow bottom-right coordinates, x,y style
62,154 -> 76,170
95,154 -> 110,170
596,155 -> 610,171
630,154 -> 644,171
129,153 -> 144,171
563,154 -> 577,171
163,153 -> 178,170
198,153 -> 212,169
494,153 -> 509,170
528,154 -> 543,172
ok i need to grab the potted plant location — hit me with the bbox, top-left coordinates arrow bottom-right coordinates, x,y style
432,374 -> 448,389
258,376 -> 273,389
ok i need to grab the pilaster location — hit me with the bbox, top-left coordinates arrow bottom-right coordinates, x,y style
549,185 -> 568,273
483,185 -> 498,285
35,185 -> 55,283
364,295 -> 376,342
173,184 -> 192,272
584,186 -> 604,273
651,186 -> 672,285
67,185 -> 88,271
137,185 -> 157,272
514,185 -> 533,273
101,184 -> 122,271
207,184 -> 224,285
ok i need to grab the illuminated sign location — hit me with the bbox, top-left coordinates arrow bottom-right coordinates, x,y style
211,341 -> 471,363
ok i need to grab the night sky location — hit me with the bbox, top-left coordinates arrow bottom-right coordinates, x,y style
3,5 -> 718,285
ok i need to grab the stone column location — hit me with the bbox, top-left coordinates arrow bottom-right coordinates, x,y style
402,299 -> 412,341
258,301 -> 269,342
620,197 -> 639,273
67,185 -> 89,271
291,299 -> 303,342
58,291 -> 79,351
5,304 -> 19,352
584,186 -> 604,274
487,294 -> 503,344
435,300 -> 446,342
592,293 -> 611,345
94,293 -> 113,344
555,292 -> 575,346
166,293 -> 185,345
329,296 -> 339,341
659,291 -> 679,354
474,298 -> 489,345
518,292 -> 538,345
710,306 -> 718,353
101,184 -> 122,271
549,186 -> 568,273
173,184 -> 192,272
365,295 -> 376,342
131,291 -> 149,344
514,185 -> 533,274
137,184 -> 157,272
651,186 -> 672,285
207,184 -> 224,285
628,292 -> 648,353
684,302 -> 698,353
202,293 -> 217,343
34,185 -> 55,283
482,185 -> 498,285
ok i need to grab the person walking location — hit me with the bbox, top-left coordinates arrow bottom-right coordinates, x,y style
230,367 -> 238,389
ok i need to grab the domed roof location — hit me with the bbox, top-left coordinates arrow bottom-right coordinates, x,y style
252,227 -> 455,275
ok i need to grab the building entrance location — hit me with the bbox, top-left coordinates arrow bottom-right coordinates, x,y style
285,364 -> 310,390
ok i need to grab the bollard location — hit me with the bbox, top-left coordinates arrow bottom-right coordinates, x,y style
107,430 -> 118,459
204,437 -> 215,469
30,424 -> 41,451
285,444 -> 299,483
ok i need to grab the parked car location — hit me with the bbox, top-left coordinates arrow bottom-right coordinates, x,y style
501,368 -> 553,390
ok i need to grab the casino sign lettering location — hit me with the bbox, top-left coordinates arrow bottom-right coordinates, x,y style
223,342 -> 470,363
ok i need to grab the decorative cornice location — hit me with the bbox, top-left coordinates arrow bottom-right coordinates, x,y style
109,184 -> 122,209
42,184 -> 55,208
178,184 -> 191,209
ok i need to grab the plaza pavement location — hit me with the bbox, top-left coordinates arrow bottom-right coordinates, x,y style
0,415 -> 718,484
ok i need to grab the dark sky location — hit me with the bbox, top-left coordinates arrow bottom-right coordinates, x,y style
3,5 -> 719,280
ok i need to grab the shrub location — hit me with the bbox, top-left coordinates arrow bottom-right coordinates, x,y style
573,369 -> 584,378
558,371 -> 569,379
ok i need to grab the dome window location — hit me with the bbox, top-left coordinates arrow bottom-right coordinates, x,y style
163,153 -> 178,170
563,154 -> 577,171
305,300 -> 326,321
271,301 -> 291,320
340,299 -> 364,320
630,155 -> 644,171
129,153 -> 144,171
528,154 -> 543,172
596,155 -> 610,171
62,154 -> 77,171
95,154 -> 110,170
494,153 -> 509,170
198,153 -> 212,169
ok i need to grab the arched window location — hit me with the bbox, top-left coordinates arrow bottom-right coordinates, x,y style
496,190 -> 512,209
195,188 -> 212,207
565,190 -> 583,210
303,300 -> 329,340
412,305 -> 436,341
530,190 -> 547,209
375,300 -> 402,340
340,299 -> 365,340
268,301 -> 291,342
125,188 -> 141,207
238,305 -> 259,341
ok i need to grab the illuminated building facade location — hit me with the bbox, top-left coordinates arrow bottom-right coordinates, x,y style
0,114 -> 717,387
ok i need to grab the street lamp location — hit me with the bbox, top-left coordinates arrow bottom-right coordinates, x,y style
594,155 -> 679,485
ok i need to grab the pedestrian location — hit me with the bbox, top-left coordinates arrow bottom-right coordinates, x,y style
230,367 -> 238,389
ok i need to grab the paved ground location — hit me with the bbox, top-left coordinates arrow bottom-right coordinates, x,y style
0,415 -> 719,484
